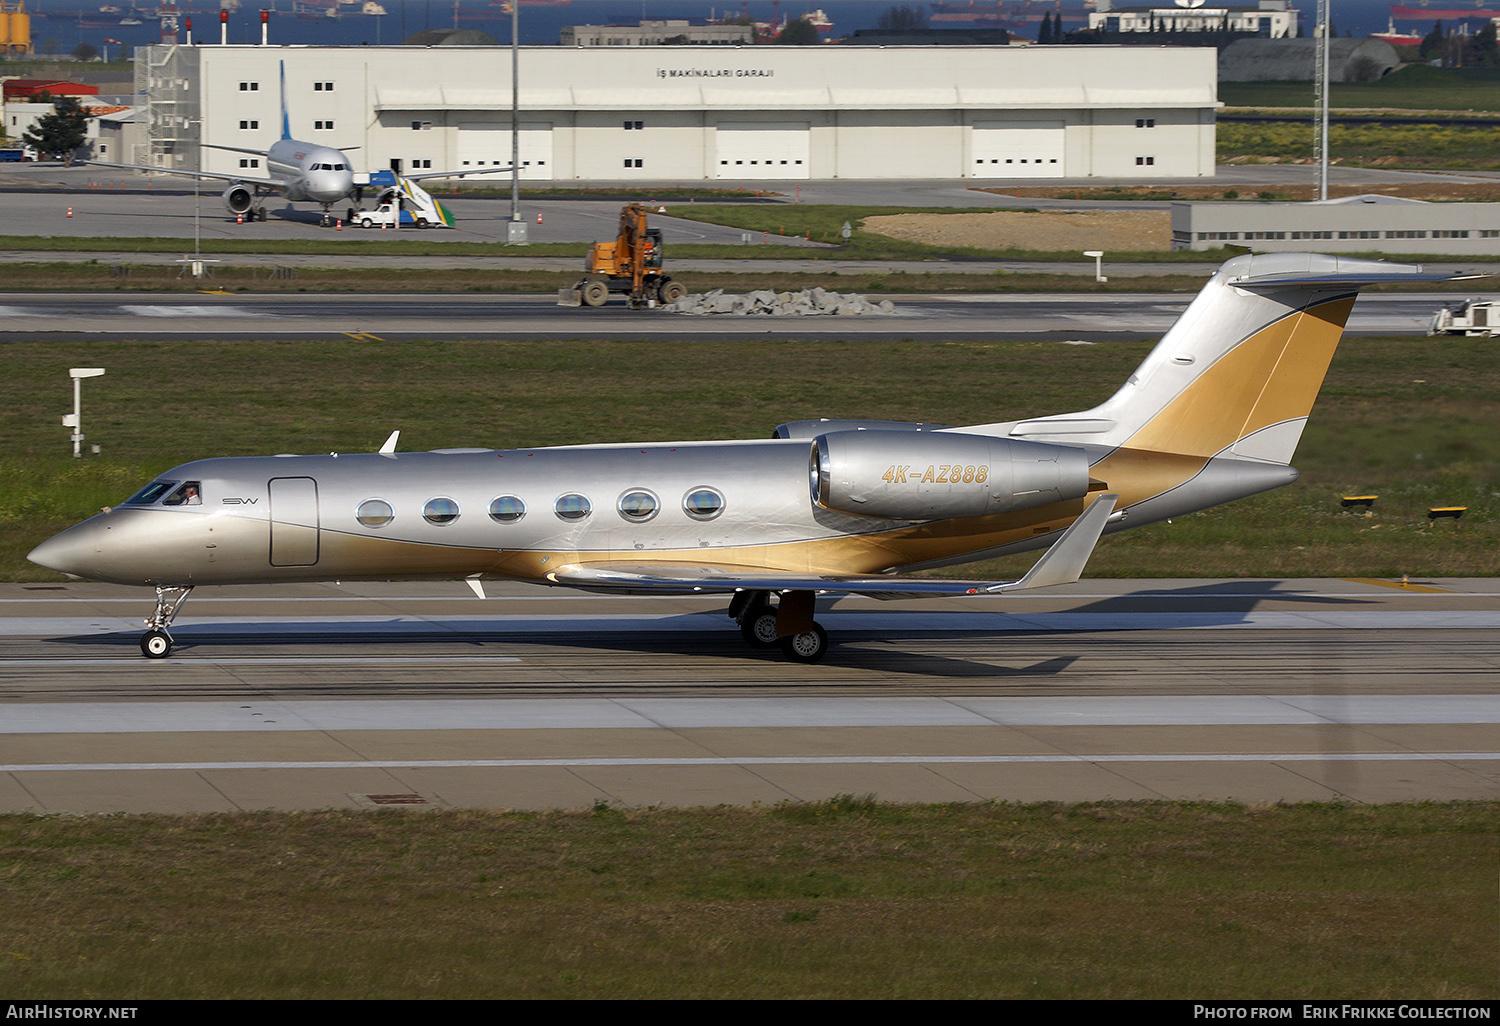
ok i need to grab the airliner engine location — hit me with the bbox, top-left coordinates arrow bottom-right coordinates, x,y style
811,430 -> 1091,520
222,184 -> 253,215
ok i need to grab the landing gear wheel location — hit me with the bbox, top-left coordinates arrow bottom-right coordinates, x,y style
659,279 -> 687,304
580,280 -> 608,307
256,207 -> 268,222
320,212 -> 333,228
779,623 -> 828,664
141,630 -> 172,659
739,605 -> 780,648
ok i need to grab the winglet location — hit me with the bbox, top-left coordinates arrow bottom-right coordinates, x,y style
990,494 -> 1117,593
378,430 -> 400,454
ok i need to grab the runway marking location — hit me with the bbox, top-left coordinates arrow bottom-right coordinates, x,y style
0,656 -> 521,667
2,695 -> 1494,733
5,609 -> 1500,637
118,305 -> 260,318
1342,577 -> 1455,593
4,753 -> 1497,774
342,331 -> 385,341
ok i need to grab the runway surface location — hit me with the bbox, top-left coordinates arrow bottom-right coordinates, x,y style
2,578 -> 1496,813
0,290 -> 1471,340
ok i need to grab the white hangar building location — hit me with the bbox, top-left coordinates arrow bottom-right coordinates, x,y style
136,43 -> 1218,181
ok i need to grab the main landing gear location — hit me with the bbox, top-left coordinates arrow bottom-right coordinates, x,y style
728,590 -> 829,664
140,584 -> 193,659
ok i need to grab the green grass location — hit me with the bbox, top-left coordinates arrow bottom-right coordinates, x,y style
1218,121 -> 1500,169
1220,66 -> 1500,111
0,801 -> 1493,999
2,336 -> 1495,582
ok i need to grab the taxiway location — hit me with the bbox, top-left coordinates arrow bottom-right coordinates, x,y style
2,578 -> 1495,813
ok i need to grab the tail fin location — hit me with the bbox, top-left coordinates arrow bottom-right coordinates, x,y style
279,60 -> 291,141
994,253 -> 1482,465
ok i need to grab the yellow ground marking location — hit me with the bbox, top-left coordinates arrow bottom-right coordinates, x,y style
1343,577 -> 1454,593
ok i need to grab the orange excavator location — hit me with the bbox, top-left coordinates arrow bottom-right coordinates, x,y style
560,202 -> 688,309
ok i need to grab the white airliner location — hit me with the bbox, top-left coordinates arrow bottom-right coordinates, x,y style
28,253 -> 1482,663
87,62 -> 513,227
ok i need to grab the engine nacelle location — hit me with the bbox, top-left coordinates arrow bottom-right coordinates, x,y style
222,184 -> 253,215
811,429 -> 1090,520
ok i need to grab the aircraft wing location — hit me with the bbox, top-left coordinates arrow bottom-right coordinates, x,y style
548,494 -> 1118,599
401,164 -> 516,181
84,159 -> 292,189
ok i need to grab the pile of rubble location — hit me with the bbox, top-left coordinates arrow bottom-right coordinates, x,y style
664,288 -> 897,316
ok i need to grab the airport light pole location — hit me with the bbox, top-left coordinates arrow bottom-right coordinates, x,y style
507,0 -> 527,243
64,368 -> 105,458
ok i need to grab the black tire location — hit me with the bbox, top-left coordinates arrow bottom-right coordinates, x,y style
581,281 -> 608,307
739,605 -> 779,648
779,623 -> 828,664
659,279 -> 688,304
140,630 -> 172,659
416,218 -> 429,229
346,207 -> 356,224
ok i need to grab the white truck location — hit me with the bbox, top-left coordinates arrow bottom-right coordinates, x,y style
1429,299 -> 1498,337
350,171 -> 454,229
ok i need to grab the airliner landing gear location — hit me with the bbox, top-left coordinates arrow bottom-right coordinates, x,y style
779,623 -> 829,664
729,590 -> 829,663
319,209 -> 334,228
140,584 -> 193,659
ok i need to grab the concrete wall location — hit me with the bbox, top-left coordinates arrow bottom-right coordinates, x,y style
147,43 -> 1219,181
1171,197 -> 1500,254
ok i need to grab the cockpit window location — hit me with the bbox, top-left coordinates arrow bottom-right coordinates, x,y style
161,481 -> 203,506
124,481 -> 176,505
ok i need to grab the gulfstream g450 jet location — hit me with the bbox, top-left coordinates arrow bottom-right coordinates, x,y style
29,253 -> 1480,662
88,62 -> 513,227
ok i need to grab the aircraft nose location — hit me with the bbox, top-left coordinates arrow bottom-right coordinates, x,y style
27,519 -> 107,578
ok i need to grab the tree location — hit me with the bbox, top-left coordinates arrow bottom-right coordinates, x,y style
877,5 -> 928,32
1420,20 -> 1445,61
775,17 -> 820,45
72,42 -> 98,61
1470,20 -> 1497,66
22,96 -> 89,162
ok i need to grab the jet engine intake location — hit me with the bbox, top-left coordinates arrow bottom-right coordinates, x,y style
222,184 -> 254,215
811,430 -> 1090,520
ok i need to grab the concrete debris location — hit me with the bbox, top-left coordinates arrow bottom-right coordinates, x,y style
664,287 -> 896,316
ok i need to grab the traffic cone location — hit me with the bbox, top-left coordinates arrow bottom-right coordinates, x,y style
66,206 -> 73,217
336,219 -> 342,231
236,211 -> 243,224
536,212 -> 542,224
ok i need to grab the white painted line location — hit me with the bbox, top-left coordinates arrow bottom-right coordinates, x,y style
1,695 -> 1494,734
4,610 -> 1500,637
0,657 -> 521,667
4,753 -> 1497,774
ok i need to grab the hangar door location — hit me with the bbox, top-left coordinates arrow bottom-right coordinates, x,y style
715,122 -> 810,180
971,121 -> 1065,178
455,121 -> 554,180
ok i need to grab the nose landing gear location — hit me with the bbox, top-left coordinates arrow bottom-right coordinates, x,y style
140,584 -> 193,659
